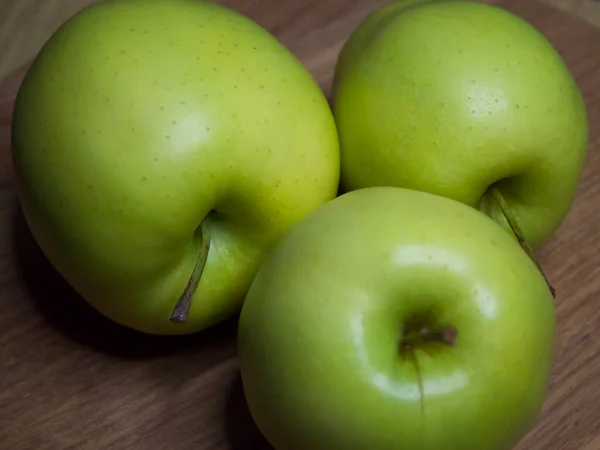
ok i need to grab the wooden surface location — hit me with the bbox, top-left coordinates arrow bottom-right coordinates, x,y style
541,0 -> 600,28
1,1 -> 600,449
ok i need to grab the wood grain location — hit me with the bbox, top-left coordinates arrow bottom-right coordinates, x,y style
1,1 -> 599,449
540,0 -> 600,28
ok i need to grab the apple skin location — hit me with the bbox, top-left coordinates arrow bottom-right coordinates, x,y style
11,0 -> 339,335
238,187 -> 555,450
331,0 -> 588,248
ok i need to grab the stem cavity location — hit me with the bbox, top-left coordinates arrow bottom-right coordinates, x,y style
402,325 -> 458,349
170,227 -> 211,324
490,188 -> 556,298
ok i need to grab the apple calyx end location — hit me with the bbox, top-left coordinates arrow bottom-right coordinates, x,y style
170,227 -> 211,324
490,188 -> 556,299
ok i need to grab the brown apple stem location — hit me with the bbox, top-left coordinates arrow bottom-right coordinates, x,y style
490,188 -> 556,298
405,349 -> 425,414
170,227 -> 211,324
401,325 -> 458,349
401,325 -> 456,415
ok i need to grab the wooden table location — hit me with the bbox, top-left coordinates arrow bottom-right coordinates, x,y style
1,1 -> 599,449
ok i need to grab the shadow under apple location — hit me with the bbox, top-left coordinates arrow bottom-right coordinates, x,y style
225,374 -> 274,450
10,200 -> 239,360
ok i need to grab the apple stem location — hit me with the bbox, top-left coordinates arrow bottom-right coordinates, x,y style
401,325 -> 458,349
400,326 -> 456,415
405,350 -> 425,414
170,227 -> 211,324
490,188 -> 556,298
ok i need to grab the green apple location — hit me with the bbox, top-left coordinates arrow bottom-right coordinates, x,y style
238,186 -> 555,450
11,0 -> 339,335
332,0 -> 588,249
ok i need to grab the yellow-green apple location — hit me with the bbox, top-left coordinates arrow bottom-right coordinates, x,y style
332,0 -> 588,250
11,0 -> 339,335
238,186 -> 556,450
